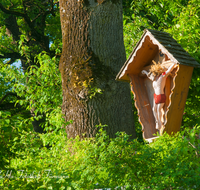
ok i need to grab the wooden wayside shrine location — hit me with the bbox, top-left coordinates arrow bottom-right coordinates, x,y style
116,29 -> 200,142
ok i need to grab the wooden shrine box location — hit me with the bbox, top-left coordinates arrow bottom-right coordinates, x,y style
116,29 -> 200,141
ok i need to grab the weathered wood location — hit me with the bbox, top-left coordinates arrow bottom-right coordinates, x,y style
116,29 -> 199,82
164,65 -> 193,134
164,76 -> 171,119
116,29 -> 198,140
129,74 -> 157,139
117,35 -> 158,81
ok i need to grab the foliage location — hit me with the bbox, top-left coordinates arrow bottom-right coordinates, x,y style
165,0 -> 200,129
0,0 -> 61,134
0,0 -> 200,189
0,126 -> 200,189
123,0 -> 200,134
123,0 -> 189,57
0,53 -> 63,130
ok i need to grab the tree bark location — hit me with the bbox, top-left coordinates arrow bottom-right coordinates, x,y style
59,0 -> 136,138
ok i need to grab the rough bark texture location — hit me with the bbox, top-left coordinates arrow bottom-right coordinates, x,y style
59,0 -> 136,138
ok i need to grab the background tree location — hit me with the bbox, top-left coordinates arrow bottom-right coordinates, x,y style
59,0 -> 136,138
0,0 -> 61,133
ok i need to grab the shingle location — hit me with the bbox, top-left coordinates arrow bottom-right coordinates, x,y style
146,29 -> 200,68
116,29 -> 200,81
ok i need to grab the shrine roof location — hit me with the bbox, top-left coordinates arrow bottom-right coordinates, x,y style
116,29 -> 200,82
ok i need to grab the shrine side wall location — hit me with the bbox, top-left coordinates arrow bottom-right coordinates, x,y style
129,74 -> 157,139
164,64 -> 193,134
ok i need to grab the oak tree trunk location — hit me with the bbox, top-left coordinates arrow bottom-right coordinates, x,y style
59,0 -> 136,138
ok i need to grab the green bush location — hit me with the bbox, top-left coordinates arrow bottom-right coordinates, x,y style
0,125 -> 199,189
1,0 -> 200,189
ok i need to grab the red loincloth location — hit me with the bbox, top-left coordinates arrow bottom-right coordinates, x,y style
154,94 -> 166,104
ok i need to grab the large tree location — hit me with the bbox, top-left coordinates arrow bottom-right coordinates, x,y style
59,0 -> 136,138
0,0 -> 136,138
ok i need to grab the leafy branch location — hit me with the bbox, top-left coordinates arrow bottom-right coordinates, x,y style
0,52 -> 23,60
0,92 -> 19,105
0,2 -> 57,54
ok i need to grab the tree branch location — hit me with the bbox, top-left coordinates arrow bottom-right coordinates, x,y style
4,58 -> 17,65
0,3 -> 35,35
182,136 -> 199,158
0,2 -> 56,54
0,102 -> 22,110
8,0 -> 14,9
0,44 -> 15,53
0,92 -> 19,105
5,15 -> 21,42
0,3 -> 26,17
0,52 -> 22,59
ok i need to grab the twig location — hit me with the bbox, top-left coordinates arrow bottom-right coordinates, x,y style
182,136 -> 199,157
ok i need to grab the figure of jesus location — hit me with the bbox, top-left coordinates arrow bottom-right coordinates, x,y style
141,61 -> 178,132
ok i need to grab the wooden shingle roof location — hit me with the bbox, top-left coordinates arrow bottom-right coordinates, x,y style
148,29 -> 199,67
116,29 -> 200,81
